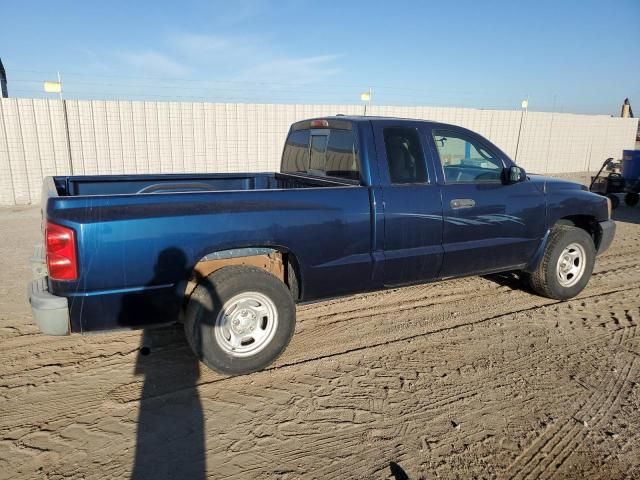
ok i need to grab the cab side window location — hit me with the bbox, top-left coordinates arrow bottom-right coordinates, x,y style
383,127 -> 428,184
433,130 -> 503,183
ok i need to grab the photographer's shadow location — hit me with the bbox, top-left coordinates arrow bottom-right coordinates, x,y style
128,248 -> 207,480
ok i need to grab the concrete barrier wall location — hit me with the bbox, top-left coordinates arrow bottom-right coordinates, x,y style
0,98 -> 637,205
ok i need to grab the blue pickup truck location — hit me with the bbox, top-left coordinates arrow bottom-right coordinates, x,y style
29,116 -> 615,375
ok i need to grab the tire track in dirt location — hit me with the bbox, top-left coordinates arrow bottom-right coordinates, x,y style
207,290 -> 640,480
402,293 -> 640,461
505,357 -> 637,480
503,300 -> 638,479
214,287 -> 638,479
100,286 -> 638,477
548,361 -> 637,479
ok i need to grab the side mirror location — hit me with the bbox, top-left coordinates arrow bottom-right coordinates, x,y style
506,165 -> 526,184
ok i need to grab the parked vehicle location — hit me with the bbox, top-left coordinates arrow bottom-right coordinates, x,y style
589,150 -> 640,209
29,116 -> 616,375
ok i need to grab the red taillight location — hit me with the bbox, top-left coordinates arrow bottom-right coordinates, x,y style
310,119 -> 329,128
46,221 -> 78,281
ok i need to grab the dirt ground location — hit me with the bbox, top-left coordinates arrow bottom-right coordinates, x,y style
1,173 -> 639,480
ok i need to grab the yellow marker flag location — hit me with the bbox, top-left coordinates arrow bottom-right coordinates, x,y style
44,81 -> 62,93
360,92 -> 370,102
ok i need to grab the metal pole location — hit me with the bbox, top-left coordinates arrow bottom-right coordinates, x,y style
58,71 -> 74,175
514,110 -> 524,162
57,71 -> 62,101
514,97 -> 528,162
368,87 -> 372,114
62,100 -> 73,175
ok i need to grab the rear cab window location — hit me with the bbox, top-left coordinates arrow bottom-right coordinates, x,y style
281,120 -> 360,182
281,130 -> 311,173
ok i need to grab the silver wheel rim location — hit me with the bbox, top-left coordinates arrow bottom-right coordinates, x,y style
556,242 -> 587,288
214,292 -> 278,357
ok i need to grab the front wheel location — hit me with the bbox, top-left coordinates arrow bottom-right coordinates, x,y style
184,265 -> 296,375
525,225 -> 596,300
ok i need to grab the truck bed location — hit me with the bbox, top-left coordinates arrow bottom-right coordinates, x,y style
49,172 -> 354,197
40,169 -> 371,332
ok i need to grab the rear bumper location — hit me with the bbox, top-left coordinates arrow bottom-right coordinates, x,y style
597,219 -> 616,255
28,277 -> 70,335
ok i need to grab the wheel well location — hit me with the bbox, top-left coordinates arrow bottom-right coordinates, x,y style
187,248 -> 302,301
556,215 -> 600,248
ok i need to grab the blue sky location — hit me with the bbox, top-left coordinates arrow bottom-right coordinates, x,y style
1,0 -> 638,114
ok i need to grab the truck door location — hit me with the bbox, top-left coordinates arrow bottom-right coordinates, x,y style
372,122 -> 444,287
427,127 -> 546,278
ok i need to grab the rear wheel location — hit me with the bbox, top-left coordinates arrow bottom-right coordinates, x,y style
184,265 -> 296,375
526,225 -> 596,300
625,192 -> 639,207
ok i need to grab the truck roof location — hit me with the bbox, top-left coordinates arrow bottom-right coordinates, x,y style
293,115 -> 468,130
289,115 -> 513,166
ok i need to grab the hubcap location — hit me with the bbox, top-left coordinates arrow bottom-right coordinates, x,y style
214,292 -> 278,357
556,242 -> 586,288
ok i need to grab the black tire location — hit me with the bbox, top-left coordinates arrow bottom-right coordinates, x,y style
526,225 -> 596,300
184,265 -> 296,375
608,194 -> 620,209
624,192 -> 639,207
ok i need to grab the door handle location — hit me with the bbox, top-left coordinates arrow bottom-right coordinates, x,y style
450,198 -> 475,209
